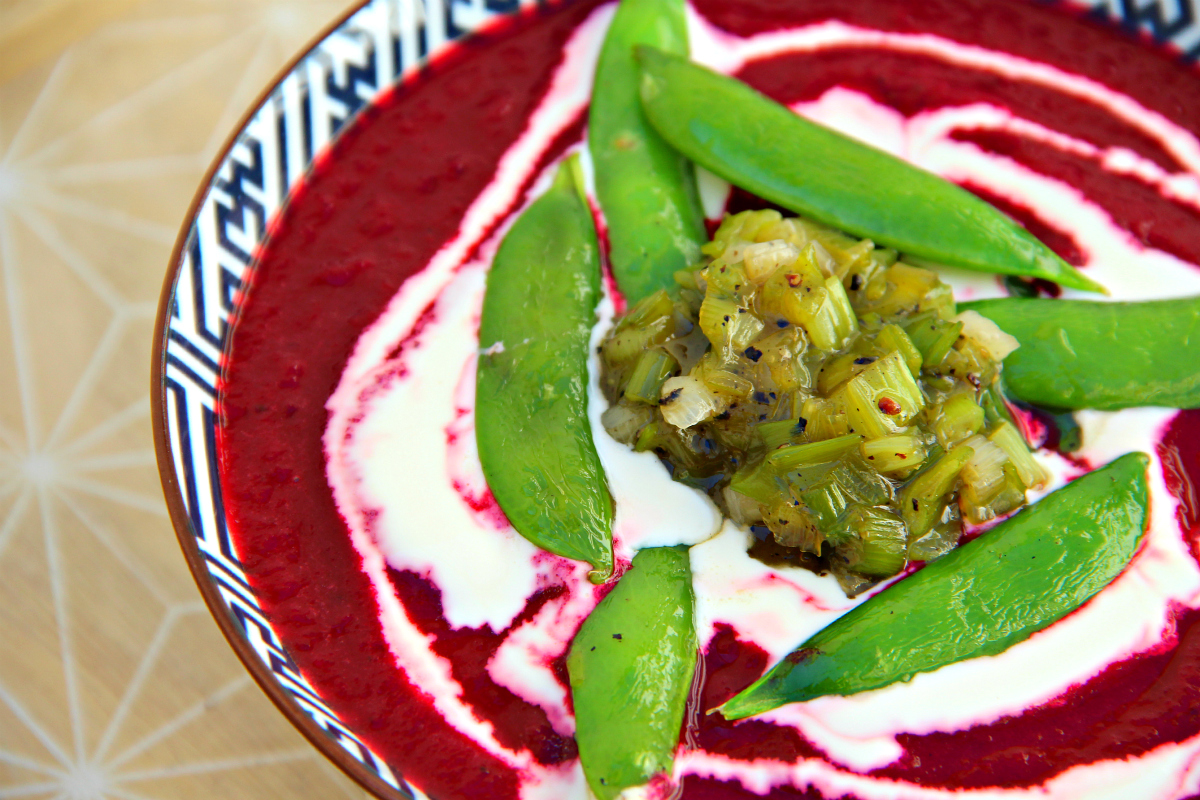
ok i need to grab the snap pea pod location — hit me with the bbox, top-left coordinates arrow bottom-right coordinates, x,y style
577,6 -> 705,789
963,295 -> 1200,411
589,0 -> 707,304
476,158 -> 614,582
634,47 -> 1105,294
720,452 -> 1148,720
567,546 -> 697,799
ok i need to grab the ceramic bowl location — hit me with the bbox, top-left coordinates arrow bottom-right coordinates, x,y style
152,1 -> 1200,798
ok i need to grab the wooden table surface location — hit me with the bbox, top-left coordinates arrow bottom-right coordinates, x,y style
0,1 -> 373,797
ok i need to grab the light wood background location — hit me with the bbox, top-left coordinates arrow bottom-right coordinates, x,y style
0,1 -> 375,797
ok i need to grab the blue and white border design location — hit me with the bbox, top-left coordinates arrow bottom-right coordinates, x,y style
158,0 -> 1200,796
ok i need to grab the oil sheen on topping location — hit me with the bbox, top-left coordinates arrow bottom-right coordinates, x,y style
220,1 -> 1200,799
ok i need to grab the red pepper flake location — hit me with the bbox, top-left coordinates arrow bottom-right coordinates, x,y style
785,273 -> 802,288
878,397 -> 901,415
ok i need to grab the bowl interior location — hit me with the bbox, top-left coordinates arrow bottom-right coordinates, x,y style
153,1 -> 1200,798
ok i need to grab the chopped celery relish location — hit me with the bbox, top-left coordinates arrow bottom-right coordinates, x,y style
598,209 -> 1049,595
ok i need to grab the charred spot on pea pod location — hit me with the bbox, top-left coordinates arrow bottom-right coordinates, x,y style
785,647 -> 819,666
596,207 -> 1041,596
613,133 -> 638,150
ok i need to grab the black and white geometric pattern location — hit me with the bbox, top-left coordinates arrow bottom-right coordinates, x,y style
1082,0 -> 1200,59
158,0 -> 1199,795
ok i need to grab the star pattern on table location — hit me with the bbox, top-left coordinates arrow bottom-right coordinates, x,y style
0,2 -> 371,798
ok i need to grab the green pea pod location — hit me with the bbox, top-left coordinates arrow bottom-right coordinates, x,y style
963,295 -> 1200,410
476,158 -> 614,582
589,0 -> 707,304
568,546 -> 697,799
720,452 -> 1148,720
634,46 -> 1105,295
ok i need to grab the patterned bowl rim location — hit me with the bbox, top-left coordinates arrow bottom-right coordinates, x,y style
150,1 -> 1200,799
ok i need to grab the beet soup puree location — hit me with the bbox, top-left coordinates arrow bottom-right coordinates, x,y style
215,0 -> 1200,798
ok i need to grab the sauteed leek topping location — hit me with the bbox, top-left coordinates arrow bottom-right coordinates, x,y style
599,209 -> 1048,594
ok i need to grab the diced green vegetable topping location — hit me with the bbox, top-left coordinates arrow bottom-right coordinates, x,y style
598,209 -> 1044,593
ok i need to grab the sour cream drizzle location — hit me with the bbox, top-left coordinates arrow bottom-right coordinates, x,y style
324,5 -> 1200,798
